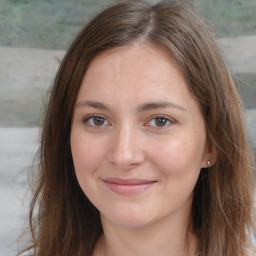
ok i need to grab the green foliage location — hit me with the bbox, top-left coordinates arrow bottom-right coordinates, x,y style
0,0 -> 255,49
194,0 -> 256,37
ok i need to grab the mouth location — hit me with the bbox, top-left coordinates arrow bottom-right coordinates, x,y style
101,178 -> 157,195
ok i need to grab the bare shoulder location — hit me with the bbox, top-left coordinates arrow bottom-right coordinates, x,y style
246,248 -> 256,256
18,251 -> 33,256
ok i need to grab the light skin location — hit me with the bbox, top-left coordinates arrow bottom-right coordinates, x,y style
70,43 -> 215,256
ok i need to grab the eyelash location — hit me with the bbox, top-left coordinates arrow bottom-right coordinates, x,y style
145,115 -> 175,129
82,114 -> 110,127
82,114 -> 175,129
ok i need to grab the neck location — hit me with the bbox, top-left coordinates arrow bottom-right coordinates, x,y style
94,212 -> 198,256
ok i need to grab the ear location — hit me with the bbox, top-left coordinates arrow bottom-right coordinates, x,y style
201,144 -> 217,168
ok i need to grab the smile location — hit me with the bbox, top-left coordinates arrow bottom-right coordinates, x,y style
102,178 -> 157,195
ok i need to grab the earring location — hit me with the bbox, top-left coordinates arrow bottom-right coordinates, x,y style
206,161 -> 211,167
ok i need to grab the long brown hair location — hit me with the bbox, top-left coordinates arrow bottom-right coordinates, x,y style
19,1 -> 255,255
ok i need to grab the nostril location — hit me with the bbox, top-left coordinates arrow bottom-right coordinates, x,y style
108,149 -> 145,168
107,144 -> 145,168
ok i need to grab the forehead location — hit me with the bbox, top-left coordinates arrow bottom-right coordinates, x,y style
77,43 -> 191,102
87,43 -> 180,76
75,42 -> 204,128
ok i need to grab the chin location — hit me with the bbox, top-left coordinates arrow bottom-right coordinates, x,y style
101,208 -> 155,229
111,217 -> 151,229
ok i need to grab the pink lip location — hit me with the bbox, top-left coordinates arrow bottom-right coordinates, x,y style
102,178 -> 156,195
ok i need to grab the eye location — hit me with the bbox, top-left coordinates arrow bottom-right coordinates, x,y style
146,115 -> 174,128
83,115 -> 110,127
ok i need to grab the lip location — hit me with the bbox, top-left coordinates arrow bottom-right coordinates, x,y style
102,178 -> 157,195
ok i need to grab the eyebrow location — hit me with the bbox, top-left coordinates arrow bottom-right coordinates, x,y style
76,100 -> 187,112
76,100 -> 111,110
138,101 -> 187,112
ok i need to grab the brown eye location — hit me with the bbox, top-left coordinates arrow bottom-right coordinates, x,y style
145,115 -> 174,129
93,116 -> 105,126
83,115 -> 109,127
155,117 -> 168,127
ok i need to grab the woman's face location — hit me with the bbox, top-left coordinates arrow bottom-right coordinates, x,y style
70,43 -> 212,228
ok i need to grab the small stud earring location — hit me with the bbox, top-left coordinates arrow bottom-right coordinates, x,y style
207,161 -> 211,167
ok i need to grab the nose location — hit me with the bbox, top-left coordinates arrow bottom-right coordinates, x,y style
107,125 -> 145,169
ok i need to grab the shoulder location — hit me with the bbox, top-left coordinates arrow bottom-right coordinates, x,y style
245,248 -> 256,256
18,250 -> 33,256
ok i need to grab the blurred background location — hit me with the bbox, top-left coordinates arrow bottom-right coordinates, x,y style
0,0 -> 255,255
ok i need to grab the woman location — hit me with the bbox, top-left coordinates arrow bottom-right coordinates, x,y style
19,0 -> 255,255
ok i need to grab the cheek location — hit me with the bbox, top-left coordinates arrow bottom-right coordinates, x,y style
70,129 -> 107,179
149,138 -> 204,207
70,131 -> 110,202
149,136 -> 204,178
